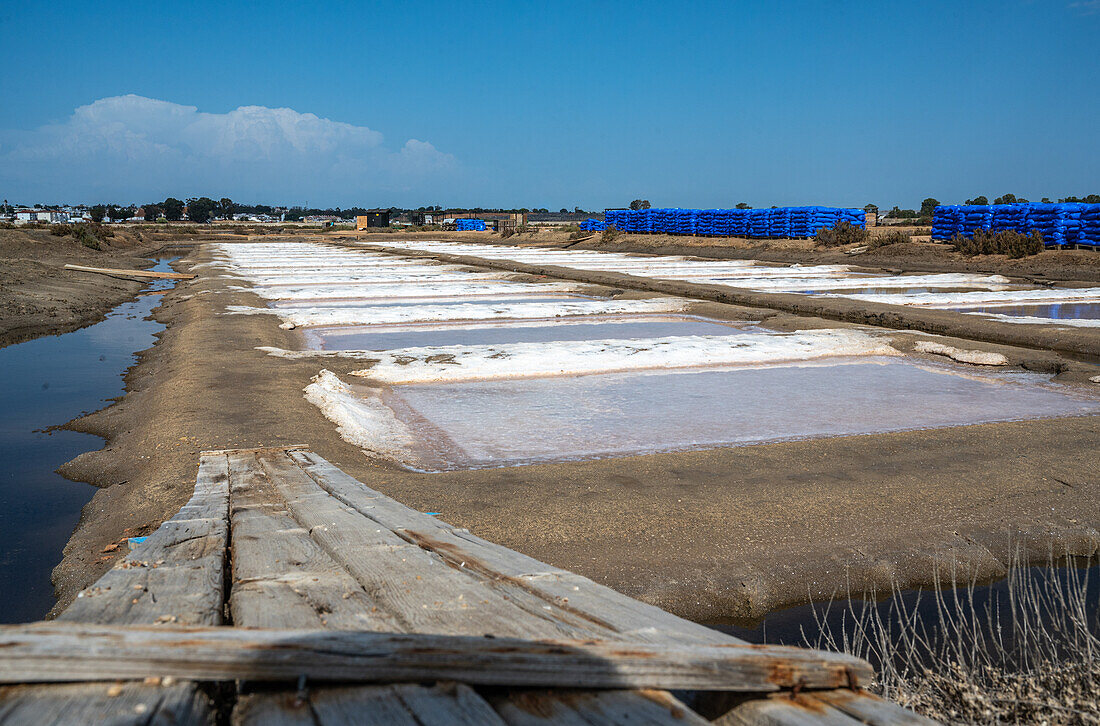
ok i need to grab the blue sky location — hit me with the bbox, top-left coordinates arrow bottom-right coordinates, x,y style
1,0 -> 1098,209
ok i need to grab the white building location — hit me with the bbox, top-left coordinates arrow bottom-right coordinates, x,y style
15,209 -> 70,224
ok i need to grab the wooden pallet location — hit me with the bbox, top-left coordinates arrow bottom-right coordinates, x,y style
0,449 -> 937,725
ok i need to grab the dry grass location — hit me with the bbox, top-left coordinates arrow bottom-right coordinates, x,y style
802,551 -> 1098,724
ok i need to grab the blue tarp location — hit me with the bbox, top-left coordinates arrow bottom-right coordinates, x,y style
455,219 -> 487,231
602,207 -> 864,239
580,218 -> 608,231
931,203 -> 1100,246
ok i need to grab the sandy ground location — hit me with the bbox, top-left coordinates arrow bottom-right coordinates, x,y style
45,237 -> 1100,624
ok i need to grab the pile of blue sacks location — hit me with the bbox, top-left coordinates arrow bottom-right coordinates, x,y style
580,218 -> 608,231
601,207 -> 864,238
931,203 -> 1100,246
455,219 -> 487,231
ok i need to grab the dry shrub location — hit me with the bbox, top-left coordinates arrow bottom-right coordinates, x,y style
803,550 -> 1098,724
600,224 -> 621,243
952,230 -> 1044,259
816,221 -> 871,247
867,229 -> 913,250
500,226 -> 515,239
567,230 -> 591,241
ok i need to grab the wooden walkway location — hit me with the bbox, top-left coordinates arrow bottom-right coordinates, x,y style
0,448 -> 936,724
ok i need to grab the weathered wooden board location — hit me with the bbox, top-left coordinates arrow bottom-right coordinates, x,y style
287,450 -> 737,646
489,688 -> 710,726
63,263 -> 197,280
0,680 -> 213,725
812,690 -> 939,725
262,453 -> 597,639
0,623 -> 870,691
718,694 -> 874,726
228,452 -> 396,630
60,454 -> 229,626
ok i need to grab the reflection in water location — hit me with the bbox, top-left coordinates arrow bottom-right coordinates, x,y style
952,301 -> 1100,320
0,259 -> 177,622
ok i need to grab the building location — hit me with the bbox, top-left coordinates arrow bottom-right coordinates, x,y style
527,212 -> 601,226
863,204 -> 878,228
15,209 -> 69,224
356,209 -> 391,229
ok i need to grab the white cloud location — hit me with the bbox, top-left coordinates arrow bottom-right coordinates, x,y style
0,95 -> 456,204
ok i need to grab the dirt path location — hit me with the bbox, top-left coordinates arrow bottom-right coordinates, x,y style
48,240 -> 1100,624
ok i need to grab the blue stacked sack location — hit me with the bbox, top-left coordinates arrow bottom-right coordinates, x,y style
456,219 -> 486,231
990,204 -> 1027,234
1082,205 -> 1100,245
959,205 -> 993,236
932,202 -> 1100,246
579,218 -> 607,231
930,206 -> 960,240
594,206 -> 865,239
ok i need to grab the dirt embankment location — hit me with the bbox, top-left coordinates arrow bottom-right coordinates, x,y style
50,240 -> 1100,625
0,227 -> 165,347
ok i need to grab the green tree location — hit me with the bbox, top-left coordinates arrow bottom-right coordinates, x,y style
161,198 -> 184,221
735,202 -> 752,209
187,197 -> 217,223
143,205 -> 162,222
89,205 -> 106,223
219,198 -> 234,219
920,198 -> 940,216
965,196 -> 989,206
628,199 -> 651,210
107,205 -> 129,221
993,193 -> 1019,205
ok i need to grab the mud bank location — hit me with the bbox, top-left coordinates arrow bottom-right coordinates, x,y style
48,240 -> 1100,624
0,228 -> 172,347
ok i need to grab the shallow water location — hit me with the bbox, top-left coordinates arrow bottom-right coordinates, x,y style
310,315 -> 756,351
952,301 -> 1100,320
389,359 -> 1100,470
0,259 -> 176,622
711,561 -> 1100,665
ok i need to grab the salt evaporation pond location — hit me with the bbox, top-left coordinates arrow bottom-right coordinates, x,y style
377,240 -> 1100,323
308,315 -> 757,351
385,359 -> 1100,470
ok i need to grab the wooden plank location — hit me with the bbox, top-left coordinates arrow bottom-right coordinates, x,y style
261,453 -> 588,639
0,623 -> 873,692
59,454 -> 229,626
237,682 -> 508,726
0,682 -> 213,725
288,450 -> 740,645
811,691 -> 940,725
490,689 -> 709,726
717,694 -> 867,726
227,452 -> 396,630
63,263 -> 196,280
